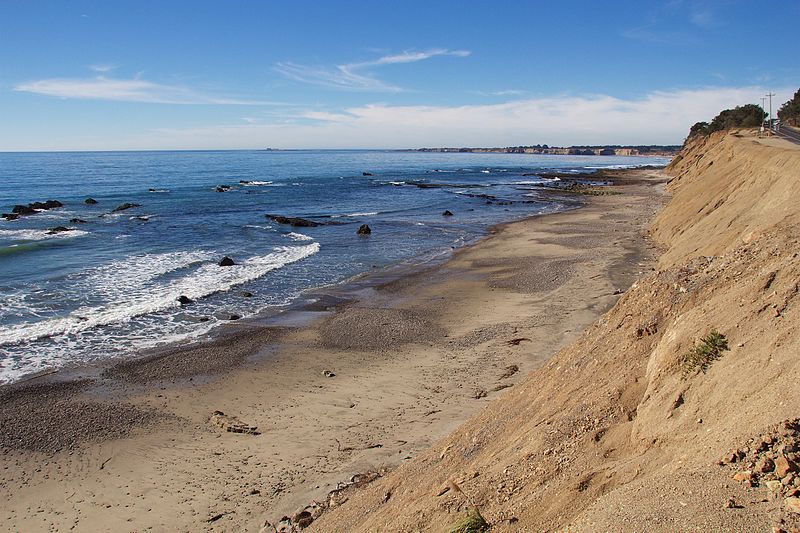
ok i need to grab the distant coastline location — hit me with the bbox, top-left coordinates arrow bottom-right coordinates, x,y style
403,144 -> 681,156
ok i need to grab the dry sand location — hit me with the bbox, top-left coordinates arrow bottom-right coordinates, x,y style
0,169 -> 668,532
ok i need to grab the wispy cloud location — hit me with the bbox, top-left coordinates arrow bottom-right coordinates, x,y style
274,62 -> 402,92
348,48 -> 470,68
688,1 -> 724,29
622,26 -> 699,45
89,64 -> 116,73
32,86 -> 793,151
470,89 -> 528,97
13,76 -> 287,105
275,48 -> 471,92
489,89 -> 527,97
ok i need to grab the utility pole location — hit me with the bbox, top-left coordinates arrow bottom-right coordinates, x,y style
767,92 -> 776,132
761,97 -> 768,136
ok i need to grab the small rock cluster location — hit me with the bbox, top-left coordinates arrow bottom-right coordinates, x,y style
720,418 -> 800,521
2,199 -> 63,220
261,471 -> 383,532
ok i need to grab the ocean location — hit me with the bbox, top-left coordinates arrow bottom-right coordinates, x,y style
0,150 -> 668,383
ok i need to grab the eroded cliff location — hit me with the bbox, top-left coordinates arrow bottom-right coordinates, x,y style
307,130 -> 800,532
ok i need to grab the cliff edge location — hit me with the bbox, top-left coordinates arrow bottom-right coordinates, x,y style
308,130 -> 800,532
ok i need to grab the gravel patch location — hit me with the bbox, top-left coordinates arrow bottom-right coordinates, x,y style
489,258 -> 583,293
104,327 -> 286,383
0,381 -> 161,454
318,307 -> 444,350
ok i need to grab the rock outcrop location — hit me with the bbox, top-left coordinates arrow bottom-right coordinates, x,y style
112,203 -> 141,212
3,200 -> 63,219
265,215 -> 322,227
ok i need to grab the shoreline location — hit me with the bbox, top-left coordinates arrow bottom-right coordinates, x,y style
0,167 -> 670,531
1,183 -> 583,389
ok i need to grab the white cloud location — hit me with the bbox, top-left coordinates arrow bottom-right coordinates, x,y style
7,86 -> 794,150
275,48 -> 471,92
13,76 -> 286,105
7,86 -> 792,151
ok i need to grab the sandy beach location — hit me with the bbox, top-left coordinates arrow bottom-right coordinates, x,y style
0,168 -> 669,532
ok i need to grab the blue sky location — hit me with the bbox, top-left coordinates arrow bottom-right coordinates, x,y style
1,0 -> 797,150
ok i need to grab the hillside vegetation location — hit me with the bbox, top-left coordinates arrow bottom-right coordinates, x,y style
309,130 -> 800,532
778,89 -> 800,127
688,104 -> 766,138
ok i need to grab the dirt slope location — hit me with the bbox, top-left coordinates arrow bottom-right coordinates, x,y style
308,130 -> 800,532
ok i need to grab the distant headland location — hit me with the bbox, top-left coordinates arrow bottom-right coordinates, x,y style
405,144 -> 681,156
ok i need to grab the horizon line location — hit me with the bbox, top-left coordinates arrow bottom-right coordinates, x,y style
0,144 -> 683,155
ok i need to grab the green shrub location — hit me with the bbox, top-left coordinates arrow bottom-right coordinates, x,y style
447,508 -> 489,533
682,330 -> 729,377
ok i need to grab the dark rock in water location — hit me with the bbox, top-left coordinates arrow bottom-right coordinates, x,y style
84,198 -> 98,204
10,200 -> 64,217
215,185 -> 231,192
442,210 -> 454,216
12,205 -> 37,215
240,291 -> 253,298
70,218 -> 88,224
1,213 -> 19,220
112,203 -> 141,212
239,180 -> 252,185
214,311 -> 241,321
356,224 -> 371,235
362,172 -> 373,176
176,295 -> 193,306
218,256 -> 236,267
46,226 -> 73,235
265,214 -> 322,227
29,200 -> 63,210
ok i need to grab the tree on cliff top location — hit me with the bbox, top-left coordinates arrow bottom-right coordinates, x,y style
778,89 -> 800,127
687,104 -> 766,139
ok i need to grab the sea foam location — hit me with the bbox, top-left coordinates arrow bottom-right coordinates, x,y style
0,244 -> 319,346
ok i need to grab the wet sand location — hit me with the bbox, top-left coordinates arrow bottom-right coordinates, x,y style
0,168 -> 669,532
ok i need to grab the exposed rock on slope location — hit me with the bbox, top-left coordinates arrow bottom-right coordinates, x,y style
309,131 -> 800,532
